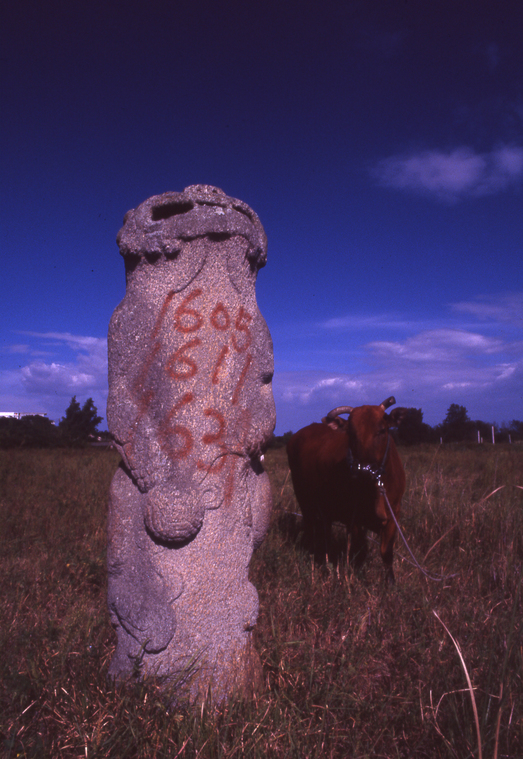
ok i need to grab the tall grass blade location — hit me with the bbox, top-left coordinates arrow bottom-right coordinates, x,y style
433,610 -> 482,759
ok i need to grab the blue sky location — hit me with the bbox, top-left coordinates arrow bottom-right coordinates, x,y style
1,1 -> 522,433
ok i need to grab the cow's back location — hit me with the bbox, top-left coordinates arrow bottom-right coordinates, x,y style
287,423 -> 351,520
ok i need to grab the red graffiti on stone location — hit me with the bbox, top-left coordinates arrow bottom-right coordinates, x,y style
128,288 -> 254,501
232,307 -> 252,352
173,289 -> 204,333
210,302 -> 231,331
165,338 -> 201,380
158,392 -> 194,461
212,345 -> 229,385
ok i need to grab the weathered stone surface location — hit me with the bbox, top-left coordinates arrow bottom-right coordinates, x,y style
106,185 -> 275,702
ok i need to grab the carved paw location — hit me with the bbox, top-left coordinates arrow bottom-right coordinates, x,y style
109,569 -> 182,653
144,480 -> 206,543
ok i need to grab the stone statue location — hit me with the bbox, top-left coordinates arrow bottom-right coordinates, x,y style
106,185 -> 275,703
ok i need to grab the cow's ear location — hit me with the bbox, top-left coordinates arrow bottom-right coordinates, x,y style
387,407 -> 408,428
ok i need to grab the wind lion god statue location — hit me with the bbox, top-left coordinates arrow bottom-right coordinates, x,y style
106,185 -> 275,703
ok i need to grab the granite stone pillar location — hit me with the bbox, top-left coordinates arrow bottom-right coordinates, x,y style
106,185 -> 275,703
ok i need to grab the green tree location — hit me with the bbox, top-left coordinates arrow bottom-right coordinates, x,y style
0,415 -> 59,448
58,396 -> 103,445
267,431 -> 294,449
474,419 -> 493,443
396,408 -> 437,445
438,403 -> 474,442
508,420 -> 523,441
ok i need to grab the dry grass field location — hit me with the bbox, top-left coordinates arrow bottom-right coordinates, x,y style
1,444 -> 522,758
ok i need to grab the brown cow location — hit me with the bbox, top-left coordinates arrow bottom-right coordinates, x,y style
287,397 -> 406,582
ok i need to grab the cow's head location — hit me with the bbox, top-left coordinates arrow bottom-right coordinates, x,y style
324,397 -> 406,463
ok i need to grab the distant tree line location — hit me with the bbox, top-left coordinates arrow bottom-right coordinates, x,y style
0,396 -> 107,449
2,397 -> 522,449
397,404 -> 523,445
268,403 -> 523,448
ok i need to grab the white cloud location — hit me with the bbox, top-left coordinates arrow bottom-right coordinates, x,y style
0,332 -> 108,424
280,373 -> 365,405
371,145 -> 523,201
21,362 -> 98,394
1,344 -> 30,354
366,328 -> 519,398
368,329 -> 505,362
321,313 -> 417,331
452,292 -> 523,325
274,294 -> 523,432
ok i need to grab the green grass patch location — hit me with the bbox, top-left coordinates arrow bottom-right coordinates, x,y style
1,445 -> 522,757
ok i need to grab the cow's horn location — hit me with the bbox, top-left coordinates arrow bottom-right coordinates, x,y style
325,405 -> 353,419
380,396 -> 396,410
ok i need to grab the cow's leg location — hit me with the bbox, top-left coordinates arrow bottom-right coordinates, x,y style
301,506 -> 326,563
380,519 -> 397,584
301,510 -> 314,550
312,516 -> 331,564
349,524 -> 368,570
322,518 -> 334,565
312,515 -> 330,564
